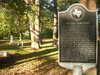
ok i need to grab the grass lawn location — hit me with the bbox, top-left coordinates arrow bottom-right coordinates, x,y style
0,39 -> 71,75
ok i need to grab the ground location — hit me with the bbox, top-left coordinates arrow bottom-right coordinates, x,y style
0,39 -> 72,75
0,39 -> 97,75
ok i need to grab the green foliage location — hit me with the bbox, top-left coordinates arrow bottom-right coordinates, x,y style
40,6 -> 53,38
0,0 -> 31,39
57,0 -> 79,11
0,0 -> 80,39
0,7 -> 10,38
40,0 -> 79,38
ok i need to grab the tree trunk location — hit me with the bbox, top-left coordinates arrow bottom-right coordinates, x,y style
53,0 -> 58,46
28,0 -> 40,49
25,0 -> 40,49
28,14 -> 36,49
87,0 -> 96,10
33,0 -> 40,49
80,0 -> 96,10
80,0 -> 88,7
19,33 -> 23,47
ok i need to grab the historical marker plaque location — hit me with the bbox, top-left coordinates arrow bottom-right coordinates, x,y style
58,4 -> 97,63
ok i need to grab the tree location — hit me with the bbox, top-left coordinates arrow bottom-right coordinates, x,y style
80,0 -> 96,10
57,0 -> 79,11
0,0 -> 29,45
24,0 -> 40,49
7,0 -> 28,44
53,0 -> 58,46
33,0 -> 40,49
97,0 -> 100,7
52,0 -> 79,46
0,3 -> 17,43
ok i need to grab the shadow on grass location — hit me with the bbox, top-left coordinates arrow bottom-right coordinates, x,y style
14,50 -> 71,75
0,46 -> 58,69
23,42 -> 31,46
15,47 -> 57,63
14,47 -> 71,75
0,40 -> 9,44
0,44 -> 20,51
0,39 -> 70,74
0,39 -> 72,74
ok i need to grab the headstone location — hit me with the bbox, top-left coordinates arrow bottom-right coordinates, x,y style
58,3 -> 97,71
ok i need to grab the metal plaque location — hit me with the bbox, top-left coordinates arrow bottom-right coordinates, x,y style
58,4 -> 97,63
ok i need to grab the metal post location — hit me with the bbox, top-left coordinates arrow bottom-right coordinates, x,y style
73,65 -> 83,75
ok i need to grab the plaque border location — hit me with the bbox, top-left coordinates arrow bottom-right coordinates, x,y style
58,3 -> 98,71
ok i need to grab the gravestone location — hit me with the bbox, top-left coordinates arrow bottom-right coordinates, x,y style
58,3 -> 97,71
